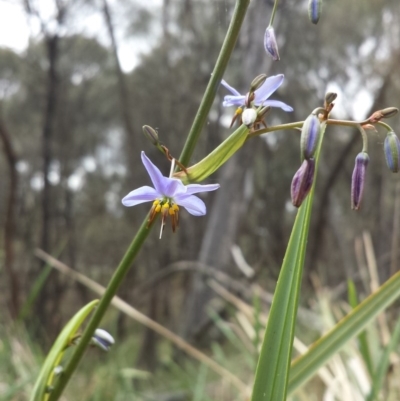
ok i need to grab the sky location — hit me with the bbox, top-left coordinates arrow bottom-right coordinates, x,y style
0,0 -> 162,72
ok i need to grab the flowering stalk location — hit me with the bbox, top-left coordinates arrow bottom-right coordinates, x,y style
178,0 -> 251,168
48,1 -> 251,399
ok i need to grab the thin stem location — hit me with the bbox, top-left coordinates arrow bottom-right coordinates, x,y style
248,121 -> 304,139
377,121 -> 393,131
178,0 -> 251,168
269,0 -> 280,26
47,1 -> 252,399
49,216 -> 153,401
357,124 -> 368,153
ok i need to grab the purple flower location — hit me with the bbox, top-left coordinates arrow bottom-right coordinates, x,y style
221,75 -> 293,112
122,152 -> 220,236
351,152 -> 369,210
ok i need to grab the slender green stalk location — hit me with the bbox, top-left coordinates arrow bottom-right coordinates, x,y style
377,121 -> 393,131
178,0 -> 251,167
48,216 -> 153,401
269,0 -> 280,26
47,1 -> 252,399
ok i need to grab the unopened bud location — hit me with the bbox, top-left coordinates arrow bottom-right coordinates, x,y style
264,26 -> 280,61
384,131 -> 400,173
381,107 -> 398,119
142,125 -> 159,146
351,152 -> 369,210
242,108 -> 257,127
250,74 -> 267,93
291,158 -> 315,208
324,92 -> 337,105
308,0 -> 322,24
300,114 -> 321,160
91,328 -> 115,352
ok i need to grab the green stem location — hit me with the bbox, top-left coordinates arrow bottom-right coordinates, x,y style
269,0 -> 280,26
178,0 -> 251,168
48,1 -> 252,399
377,121 -> 393,131
48,216 -> 153,401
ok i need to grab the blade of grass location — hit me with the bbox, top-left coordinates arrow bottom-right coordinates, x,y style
250,123 -> 327,401
348,279 -> 374,377
288,269 -> 400,394
367,316 -> 400,401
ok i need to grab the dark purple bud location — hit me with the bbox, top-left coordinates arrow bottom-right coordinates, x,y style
291,158 -> 315,208
351,152 -> 369,210
300,114 -> 321,160
264,26 -> 280,61
384,131 -> 400,173
308,0 -> 322,24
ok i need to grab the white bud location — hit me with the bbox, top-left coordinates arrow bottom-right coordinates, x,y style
91,328 -> 115,352
242,108 -> 257,127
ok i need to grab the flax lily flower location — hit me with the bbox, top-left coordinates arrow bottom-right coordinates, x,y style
122,152 -> 219,237
220,74 -> 293,112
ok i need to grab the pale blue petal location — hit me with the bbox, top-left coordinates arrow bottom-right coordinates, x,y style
254,74 -> 284,103
185,183 -> 220,195
141,152 -> 166,193
259,99 -> 293,112
223,95 -> 246,107
175,194 -> 206,216
162,178 -> 187,198
141,151 -> 187,197
220,79 -> 241,96
122,186 -> 159,207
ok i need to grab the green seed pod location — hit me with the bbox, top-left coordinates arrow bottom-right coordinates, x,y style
142,125 -> 159,146
300,114 -> 321,160
250,74 -> 267,93
308,0 -> 322,24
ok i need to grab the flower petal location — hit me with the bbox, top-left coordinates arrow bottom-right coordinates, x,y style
185,183 -> 220,195
122,186 -> 159,207
254,74 -> 284,103
141,152 -> 166,193
220,79 -> 241,96
223,95 -> 246,107
162,178 -> 187,198
175,194 -> 206,216
260,99 -> 293,112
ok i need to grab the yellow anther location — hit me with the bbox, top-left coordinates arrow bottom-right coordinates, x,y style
155,204 -> 161,213
172,204 -> 179,211
235,107 -> 243,115
169,208 -> 175,215
162,202 -> 169,210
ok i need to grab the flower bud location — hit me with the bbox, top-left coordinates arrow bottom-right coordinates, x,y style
250,74 -> 267,93
300,114 -> 321,160
351,152 -> 369,210
324,92 -> 337,106
264,26 -> 280,61
242,108 -> 257,127
291,158 -> 315,208
381,107 -> 398,119
308,0 -> 322,24
142,125 -> 159,146
384,131 -> 400,173
91,328 -> 115,352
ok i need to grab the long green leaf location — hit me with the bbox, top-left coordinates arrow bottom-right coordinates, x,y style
347,279 -> 374,377
250,123 -> 326,401
30,300 -> 99,401
367,316 -> 400,401
288,270 -> 400,394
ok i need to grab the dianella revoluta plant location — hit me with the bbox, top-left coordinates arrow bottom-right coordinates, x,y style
31,0 -> 400,400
